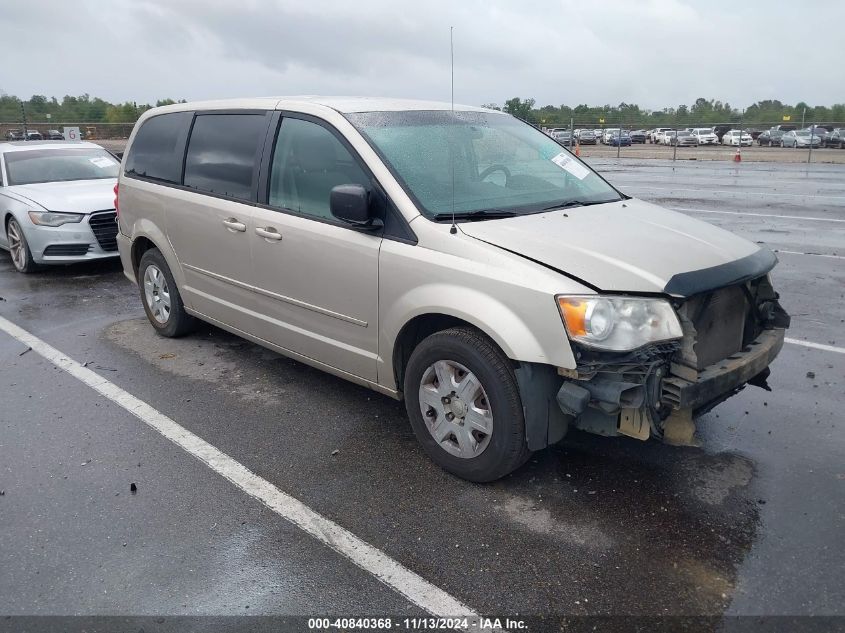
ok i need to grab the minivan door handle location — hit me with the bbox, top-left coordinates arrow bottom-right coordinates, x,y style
222,218 -> 247,232
255,227 -> 282,241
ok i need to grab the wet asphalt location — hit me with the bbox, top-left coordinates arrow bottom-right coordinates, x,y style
0,158 -> 843,624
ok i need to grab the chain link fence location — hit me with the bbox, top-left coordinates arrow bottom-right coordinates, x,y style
1,121 -> 134,141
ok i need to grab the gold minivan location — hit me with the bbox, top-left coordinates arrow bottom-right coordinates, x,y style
116,97 -> 789,481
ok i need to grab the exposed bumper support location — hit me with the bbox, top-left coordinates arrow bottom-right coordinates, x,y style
661,328 -> 785,412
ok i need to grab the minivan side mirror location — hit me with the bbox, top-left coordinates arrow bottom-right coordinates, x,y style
330,184 -> 382,230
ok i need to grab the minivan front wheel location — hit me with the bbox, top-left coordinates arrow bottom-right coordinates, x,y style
404,327 -> 530,482
138,248 -> 197,337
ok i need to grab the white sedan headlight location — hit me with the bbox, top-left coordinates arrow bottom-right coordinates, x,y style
557,295 -> 683,351
27,211 -> 84,227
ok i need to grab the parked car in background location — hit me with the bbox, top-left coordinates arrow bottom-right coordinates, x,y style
629,130 -> 647,143
115,96 -> 790,482
781,130 -> 822,148
551,129 -> 574,145
25,130 -> 43,141
805,126 -> 830,143
671,130 -> 699,147
823,129 -> 844,148
578,129 -> 597,145
691,128 -> 718,145
649,128 -> 672,143
757,130 -> 784,146
770,124 -> 796,133
46,129 -> 65,140
607,131 -> 632,146
660,130 -> 677,145
5,129 -> 25,141
721,130 -> 753,146
0,140 -> 120,272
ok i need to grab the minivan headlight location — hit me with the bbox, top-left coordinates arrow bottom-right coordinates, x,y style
27,211 -> 84,226
557,295 -> 683,351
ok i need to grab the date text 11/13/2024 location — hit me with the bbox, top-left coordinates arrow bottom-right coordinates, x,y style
307,617 -> 528,630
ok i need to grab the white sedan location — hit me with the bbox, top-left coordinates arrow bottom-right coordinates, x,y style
0,141 -> 119,273
721,130 -> 753,146
691,128 -> 719,145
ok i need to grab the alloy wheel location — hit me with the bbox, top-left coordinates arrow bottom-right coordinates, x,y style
7,220 -> 26,271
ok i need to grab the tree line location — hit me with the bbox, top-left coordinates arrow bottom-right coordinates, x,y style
0,94 -> 186,124
487,97 -> 845,126
2,93 -> 843,126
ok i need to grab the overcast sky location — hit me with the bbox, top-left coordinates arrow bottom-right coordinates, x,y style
2,0 -> 843,109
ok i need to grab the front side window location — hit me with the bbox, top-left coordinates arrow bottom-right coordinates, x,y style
4,148 -> 119,186
268,117 -> 369,220
125,112 -> 192,184
183,114 -> 267,201
346,110 -> 621,220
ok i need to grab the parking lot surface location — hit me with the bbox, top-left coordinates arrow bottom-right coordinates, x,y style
1,158 -> 843,628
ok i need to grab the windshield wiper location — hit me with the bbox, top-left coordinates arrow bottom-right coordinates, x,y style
432,210 -> 518,222
542,199 -> 619,211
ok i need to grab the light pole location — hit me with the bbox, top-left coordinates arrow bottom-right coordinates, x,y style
617,120 -> 622,158
20,98 -> 28,141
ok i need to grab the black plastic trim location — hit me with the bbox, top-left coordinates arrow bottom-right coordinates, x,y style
663,247 -> 777,297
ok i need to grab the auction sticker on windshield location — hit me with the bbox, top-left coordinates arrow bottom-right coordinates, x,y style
90,156 -> 116,168
551,151 -> 590,180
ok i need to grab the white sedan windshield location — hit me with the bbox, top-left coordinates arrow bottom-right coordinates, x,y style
4,148 -> 119,186
346,110 -> 621,219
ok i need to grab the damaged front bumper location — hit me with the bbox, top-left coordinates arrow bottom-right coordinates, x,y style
661,328 -> 784,412
514,275 -> 789,450
551,326 -> 786,444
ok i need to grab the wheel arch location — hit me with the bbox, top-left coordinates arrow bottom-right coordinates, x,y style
125,220 -> 187,292
386,290 -> 559,395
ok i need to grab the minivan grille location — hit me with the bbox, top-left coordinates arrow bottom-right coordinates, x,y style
89,211 -> 118,251
675,284 -> 749,371
43,244 -> 92,257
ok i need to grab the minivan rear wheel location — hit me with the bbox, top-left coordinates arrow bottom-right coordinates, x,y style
138,248 -> 197,337
403,327 -> 530,482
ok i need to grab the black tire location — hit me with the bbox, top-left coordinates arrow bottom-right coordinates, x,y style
137,248 -> 197,337
6,217 -> 39,273
403,326 -> 531,482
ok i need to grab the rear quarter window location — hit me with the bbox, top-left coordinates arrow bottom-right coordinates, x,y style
125,112 -> 192,184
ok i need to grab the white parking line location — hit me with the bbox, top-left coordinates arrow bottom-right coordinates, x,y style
785,338 -> 845,355
776,250 -> 845,261
669,207 -> 845,223
0,315 -> 476,618
626,186 -> 845,201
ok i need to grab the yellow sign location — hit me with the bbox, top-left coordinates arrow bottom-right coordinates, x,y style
782,115 -> 791,121
599,118 -> 605,123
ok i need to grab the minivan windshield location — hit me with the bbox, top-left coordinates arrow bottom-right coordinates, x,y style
4,148 -> 119,185
346,110 -> 622,219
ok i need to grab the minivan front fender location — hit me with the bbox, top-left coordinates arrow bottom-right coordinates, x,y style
380,282 -> 576,393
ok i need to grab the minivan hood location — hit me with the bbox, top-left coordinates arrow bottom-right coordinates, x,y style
4,179 -> 116,214
459,198 -> 771,297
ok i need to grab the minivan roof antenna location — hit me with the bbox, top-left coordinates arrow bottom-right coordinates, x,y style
449,26 -> 457,235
